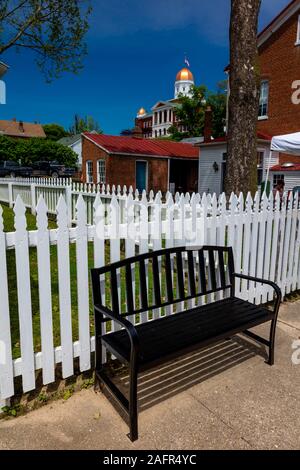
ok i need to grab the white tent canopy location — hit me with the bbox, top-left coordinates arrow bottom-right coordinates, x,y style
271,131 -> 300,156
265,132 -> 300,187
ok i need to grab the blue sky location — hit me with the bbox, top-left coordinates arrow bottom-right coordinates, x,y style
0,0 -> 289,135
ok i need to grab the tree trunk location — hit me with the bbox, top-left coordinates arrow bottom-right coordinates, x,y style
225,0 -> 261,196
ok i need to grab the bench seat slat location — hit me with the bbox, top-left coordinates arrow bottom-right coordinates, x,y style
102,297 -> 273,365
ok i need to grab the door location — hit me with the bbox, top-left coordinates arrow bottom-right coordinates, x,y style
136,161 -> 147,192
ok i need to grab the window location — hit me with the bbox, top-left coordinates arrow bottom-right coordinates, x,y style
296,15 -> 300,45
86,161 -> 93,183
257,151 -> 264,186
159,129 -> 162,136
273,174 -> 285,189
163,128 -> 166,135
259,80 -> 269,118
97,159 -> 106,183
155,130 -> 158,138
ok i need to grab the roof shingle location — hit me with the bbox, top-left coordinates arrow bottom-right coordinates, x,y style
0,120 -> 46,138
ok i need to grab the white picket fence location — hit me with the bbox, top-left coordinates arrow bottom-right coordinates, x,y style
0,188 -> 300,409
0,177 -> 157,225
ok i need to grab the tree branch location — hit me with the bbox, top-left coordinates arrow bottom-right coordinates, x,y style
0,1 -> 29,21
0,4 -> 42,54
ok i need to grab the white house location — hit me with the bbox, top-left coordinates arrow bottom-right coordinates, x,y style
58,134 -> 82,167
197,132 -> 280,195
0,61 -> 9,105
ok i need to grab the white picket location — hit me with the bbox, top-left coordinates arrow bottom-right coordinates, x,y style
110,194 -> 121,331
56,196 -> 74,378
75,195 -> 91,371
255,193 -> 268,304
287,193 -> 298,294
152,192 -> 162,319
217,193 -> 227,300
14,196 -> 35,392
0,206 -> 14,400
139,192 -> 149,323
262,192 -> 274,303
125,193 -> 136,323
292,194 -> 300,291
249,192 -> 260,303
165,193 -> 175,314
280,193 -> 292,295
36,196 -> 55,385
269,192 -> 281,297
235,193 -> 244,296
241,193 -> 253,301
93,194 -> 107,362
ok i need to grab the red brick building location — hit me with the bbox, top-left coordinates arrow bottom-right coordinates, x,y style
256,0 -> 300,186
257,0 -> 300,146
82,133 -> 198,193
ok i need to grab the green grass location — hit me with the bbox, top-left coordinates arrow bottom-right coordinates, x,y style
1,203 -> 57,232
2,203 -> 96,359
2,203 -> 172,360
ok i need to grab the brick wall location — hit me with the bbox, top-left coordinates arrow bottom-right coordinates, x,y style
82,136 -> 169,192
258,11 -> 300,137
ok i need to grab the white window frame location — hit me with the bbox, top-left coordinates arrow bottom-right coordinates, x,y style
86,160 -> 93,183
296,15 -> 300,45
257,149 -> 265,186
258,80 -> 269,119
97,159 -> 106,184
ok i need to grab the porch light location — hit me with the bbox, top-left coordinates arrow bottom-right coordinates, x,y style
213,161 -> 219,173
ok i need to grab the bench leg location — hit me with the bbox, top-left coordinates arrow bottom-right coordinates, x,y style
128,358 -> 138,442
268,320 -> 277,366
94,335 -> 104,393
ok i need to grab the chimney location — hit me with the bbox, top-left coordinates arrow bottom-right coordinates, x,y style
132,125 -> 143,139
19,120 -> 25,133
203,106 -> 213,142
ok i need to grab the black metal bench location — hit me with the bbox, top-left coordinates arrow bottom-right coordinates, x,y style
91,246 -> 281,442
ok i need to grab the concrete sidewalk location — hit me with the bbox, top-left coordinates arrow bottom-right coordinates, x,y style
1,301 -> 300,450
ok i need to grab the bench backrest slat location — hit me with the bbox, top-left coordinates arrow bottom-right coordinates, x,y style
209,250 -> 217,291
176,251 -> 185,299
218,249 -> 226,289
188,250 -> 196,297
165,252 -> 174,304
139,259 -> 148,311
110,268 -> 120,316
91,246 -> 235,318
125,263 -> 134,314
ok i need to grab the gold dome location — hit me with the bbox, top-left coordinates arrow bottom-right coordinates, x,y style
137,107 -> 146,116
176,68 -> 194,82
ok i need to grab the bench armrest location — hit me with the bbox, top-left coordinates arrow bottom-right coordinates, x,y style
233,273 -> 282,313
94,304 -> 140,357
